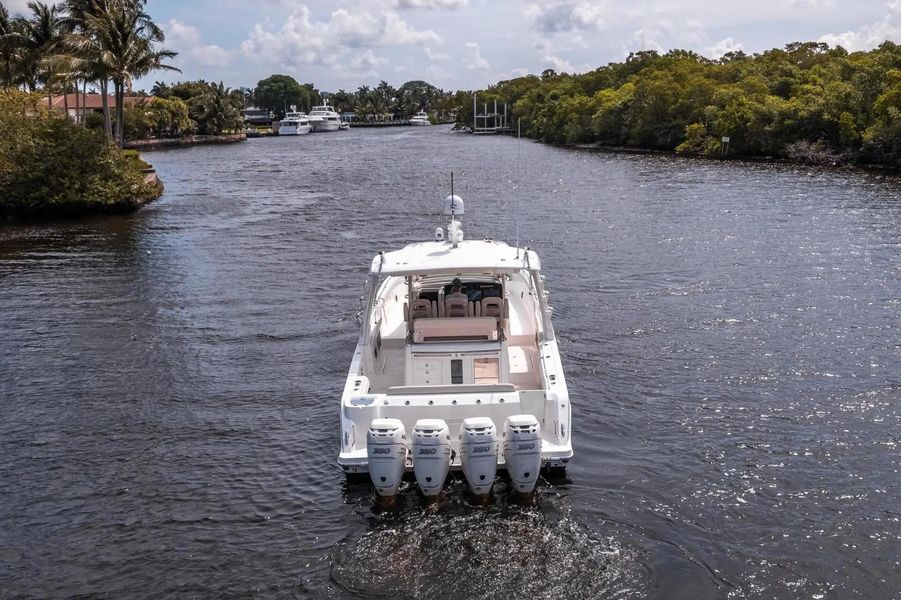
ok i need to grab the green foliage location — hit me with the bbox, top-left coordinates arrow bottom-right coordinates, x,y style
164,80 -> 214,102
0,90 -> 157,216
254,74 -> 309,119
123,96 -> 193,139
345,80 -> 455,121
83,110 -> 105,129
454,41 -> 901,167
676,123 -> 720,155
152,80 -> 241,135
121,148 -> 149,170
188,81 -> 243,135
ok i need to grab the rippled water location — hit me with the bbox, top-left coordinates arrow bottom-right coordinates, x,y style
1,128 -> 899,599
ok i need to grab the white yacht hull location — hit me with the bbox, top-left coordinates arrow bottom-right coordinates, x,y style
338,362 -> 573,476
409,120 -> 431,126
278,125 -> 311,135
311,121 -> 340,132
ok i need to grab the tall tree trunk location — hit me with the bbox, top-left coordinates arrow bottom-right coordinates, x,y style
101,79 -> 112,139
116,80 -> 125,148
63,85 -> 68,118
74,80 -> 79,124
81,80 -> 87,127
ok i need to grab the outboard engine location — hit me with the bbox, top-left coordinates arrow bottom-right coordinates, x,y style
367,418 -> 407,498
460,417 -> 498,497
412,419 -> 451,497
503,415 -> 542,494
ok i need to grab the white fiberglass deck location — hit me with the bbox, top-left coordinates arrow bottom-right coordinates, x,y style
338,231 -> 572,475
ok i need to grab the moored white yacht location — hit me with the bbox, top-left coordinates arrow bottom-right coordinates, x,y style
308,104 -> 341,132
278,111 -> 311,135
409,110 -> 431,126
338,193 -> 573,499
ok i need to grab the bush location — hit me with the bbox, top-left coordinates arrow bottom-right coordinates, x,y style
84,111 -> 105,129
124,96 -> 194,140
0,90 -> 160,217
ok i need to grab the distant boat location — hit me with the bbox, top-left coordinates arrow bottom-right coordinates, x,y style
278,112 -> 311,136
339,121 -> 351,131
243,107 -> 272,126
309,105 -> 341,132
409,110 -> 431,126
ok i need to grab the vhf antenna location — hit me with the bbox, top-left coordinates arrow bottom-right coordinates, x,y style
515,118 -> 521,259
450,172 -> 455,220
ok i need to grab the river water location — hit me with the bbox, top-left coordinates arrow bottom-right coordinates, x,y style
1,127 -> 899,599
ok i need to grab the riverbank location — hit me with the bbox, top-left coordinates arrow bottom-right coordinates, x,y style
561,139 -> 901,175
0,91 -> 165,220
124,133 -> 247,151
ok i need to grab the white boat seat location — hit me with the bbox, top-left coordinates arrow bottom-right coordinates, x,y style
409,299 -> 433,320
481,297 -> 503,319
445,297 -> 468,318
413,317 -> 498,343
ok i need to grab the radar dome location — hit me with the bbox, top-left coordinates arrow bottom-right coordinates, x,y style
443,195 -> 464,216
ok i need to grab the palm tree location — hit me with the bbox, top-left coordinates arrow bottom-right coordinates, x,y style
79,0 -> 178,146
189,82 -> 241,135
150,79 -> 169,96
0,4 -> 24,88
16,2 -> 65,104
62,0 -> 106,126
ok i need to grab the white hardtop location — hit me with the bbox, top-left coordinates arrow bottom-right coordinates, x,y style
370,239 -> 540,276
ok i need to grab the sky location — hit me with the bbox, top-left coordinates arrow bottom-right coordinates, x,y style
5,0 -> 901,92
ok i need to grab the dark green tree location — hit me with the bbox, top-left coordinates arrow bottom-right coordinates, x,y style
254,74 -> 306,119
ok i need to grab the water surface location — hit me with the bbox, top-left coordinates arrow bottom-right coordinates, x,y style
1,128 -> 899,599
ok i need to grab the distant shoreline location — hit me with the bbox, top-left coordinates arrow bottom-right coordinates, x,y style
124,133 -> 247,151
561,140 -> 901,176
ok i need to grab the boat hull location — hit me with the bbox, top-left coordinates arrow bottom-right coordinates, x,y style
278,125 -> 311,135
311,121 -> 340,132
337,343 -> 573,476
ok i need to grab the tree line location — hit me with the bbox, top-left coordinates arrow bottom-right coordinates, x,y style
249,74 -> 460,121
0,0 -> 178,147
457,42 -> 901,167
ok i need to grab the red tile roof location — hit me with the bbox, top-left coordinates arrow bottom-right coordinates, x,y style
50,94 -> 153,109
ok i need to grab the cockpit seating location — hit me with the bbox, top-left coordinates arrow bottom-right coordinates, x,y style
481,297 -> 503,319
409,299 -> 434,320
445,297 -> 469,318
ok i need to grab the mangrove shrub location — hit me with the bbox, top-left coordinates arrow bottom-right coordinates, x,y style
0,90 -> 158,216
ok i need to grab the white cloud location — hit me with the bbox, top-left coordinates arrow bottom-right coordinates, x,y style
241,5 -> 441,70
818,0 -> 901,50
164,19 -> 232,68
526,1 -> 612,33
349,49 -> 388,71
705,37 -> 743,58
542,54 -> 575,72
398,0 -> 468,8
465,41 -> 490,69
3,0 -> 30,15
425,47 -> 450,61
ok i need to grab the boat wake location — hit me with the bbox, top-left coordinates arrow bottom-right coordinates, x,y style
331,490 -> 645,599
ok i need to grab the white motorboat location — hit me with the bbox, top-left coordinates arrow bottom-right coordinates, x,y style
409,110 -> 431,126
278,112 -> 311,136
308,105 -> 341,132
338,193 -> 573,499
